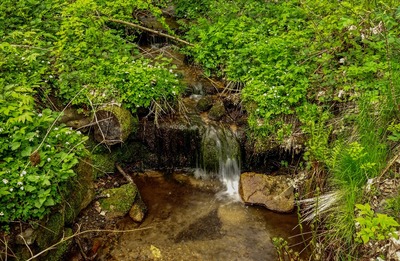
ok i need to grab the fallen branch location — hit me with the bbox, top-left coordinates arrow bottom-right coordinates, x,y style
25,226 -> 152,261
116,163 -> 134,184
107,18 -> 194,47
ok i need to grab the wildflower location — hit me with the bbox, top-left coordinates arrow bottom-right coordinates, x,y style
21,170 -> 27,176
263,93 -> 267,96
76,131 -> 81,135
2,179 -> 8,184
38,113 -> 43,117
9,188 -> 13,192
0,212 -> 3,216
49,75 -> 53,78
47,158 -> 51,162
21,57 -> 25,60
65,131 -> 71,135
65,142 -> 70,145
20,186 -> 24,191
54,127 -> 59,131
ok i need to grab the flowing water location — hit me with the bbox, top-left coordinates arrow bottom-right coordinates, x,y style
195,125 -> 241,201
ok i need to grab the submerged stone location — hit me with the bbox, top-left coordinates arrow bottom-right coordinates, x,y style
99,184 -> 138,218
239,172 -> 294,213
129,197 -> 147,222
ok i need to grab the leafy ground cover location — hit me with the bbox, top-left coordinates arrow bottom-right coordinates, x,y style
0,0 -> 183,227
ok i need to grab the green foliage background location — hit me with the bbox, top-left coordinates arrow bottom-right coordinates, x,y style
174,0 -> 400,258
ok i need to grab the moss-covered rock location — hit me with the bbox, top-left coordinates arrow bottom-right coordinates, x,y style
36,212 -> 65,249
94,105 -> 139,145
208,101 -> 226,121
42,227 -> 73,261
99,184 -> 138,218
196,96 -> 213,112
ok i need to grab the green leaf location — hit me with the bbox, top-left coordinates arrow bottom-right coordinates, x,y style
21,146 -> 33,157
11,142 -> 21,150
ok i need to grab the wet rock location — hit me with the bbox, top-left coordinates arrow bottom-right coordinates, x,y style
239,172 -> 294,213
94,105 -> 138,146
196,96 -> 213,112
129,197 -> 147,222
208,101 -> 226,121
99,184 -> 138,218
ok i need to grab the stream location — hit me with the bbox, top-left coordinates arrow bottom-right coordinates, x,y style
91,171 -> 306,261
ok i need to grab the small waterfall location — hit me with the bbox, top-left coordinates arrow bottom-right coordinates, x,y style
195,125 -> 241,201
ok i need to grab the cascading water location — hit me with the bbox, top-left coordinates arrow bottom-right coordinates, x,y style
195,125 -> 241,200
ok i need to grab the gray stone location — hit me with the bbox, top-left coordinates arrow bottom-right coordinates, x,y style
239,172 -> 294,213
16,228 -> 36,245
94,105 -> 138,145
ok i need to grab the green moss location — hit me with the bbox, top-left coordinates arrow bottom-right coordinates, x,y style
208,101 -> 226,121
36,213 -> 65,249
99,184 -> 138,218
42,228 -> 73,261
91,153 -> 116,178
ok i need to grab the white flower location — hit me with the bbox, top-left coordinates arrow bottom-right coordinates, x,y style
54,127 -> 59,131
21,170 -> 27,176
9,188 -> 13,192
56,134 -> 60,138
0,212 -> 3,216
17,182 -> 23,186
20,186 -> 24,191
46,144 -> 51,148
76,131 -> 81,135
2,179 -> 8,184
49,75 -> 53,78
21,57 -> 25,60
65,142 -> 70,145
47,158 -> 51,162
38,113 -> 43,117
65,131 -> 71,135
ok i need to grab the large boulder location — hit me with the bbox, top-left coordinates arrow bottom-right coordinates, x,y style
239,172 -> 294,213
